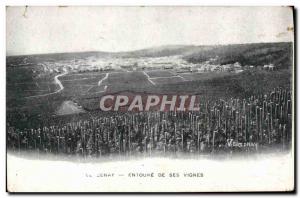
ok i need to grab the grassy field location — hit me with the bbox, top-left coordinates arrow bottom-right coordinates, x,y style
59,72 -> 106,97
7,66 -> 58,99
146,70 -> 176,78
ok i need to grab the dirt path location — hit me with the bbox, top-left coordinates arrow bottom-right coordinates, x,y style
25,70 -> 68,99
142,71 -> 156,85
98,73 -> 109,86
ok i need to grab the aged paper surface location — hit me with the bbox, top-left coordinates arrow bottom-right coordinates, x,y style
6,6 -> 294,192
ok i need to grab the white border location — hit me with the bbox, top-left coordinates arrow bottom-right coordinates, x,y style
1,0 -> 299,197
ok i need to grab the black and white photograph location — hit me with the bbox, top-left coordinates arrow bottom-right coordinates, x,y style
6,6 -> 295,192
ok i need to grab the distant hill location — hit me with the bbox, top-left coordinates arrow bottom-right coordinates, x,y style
183,42 -> 293,69
114,42 -> 293,70
7,42 -> 293,69
116,45 -> 213,58
6,51 -> 111,66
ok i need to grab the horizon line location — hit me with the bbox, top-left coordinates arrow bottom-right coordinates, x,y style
6,41 -> 293,57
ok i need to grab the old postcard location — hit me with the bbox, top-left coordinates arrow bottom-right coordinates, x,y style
6,6 -> 294,192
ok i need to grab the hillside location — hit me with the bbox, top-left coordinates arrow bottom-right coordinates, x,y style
6,51 -> 112,67
7,42 -> 293,69
116,45 -> 212,58
183,42 -> 293,69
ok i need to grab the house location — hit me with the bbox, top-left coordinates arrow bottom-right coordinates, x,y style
263,64 -> 275,71
263,65 -> 269,70
103,65 -> 113,71
235,69 -> 243,73
269,64 -> 275,71
233,62 -> 242,69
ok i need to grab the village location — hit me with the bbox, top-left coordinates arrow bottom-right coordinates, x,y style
32,55 -> 277,78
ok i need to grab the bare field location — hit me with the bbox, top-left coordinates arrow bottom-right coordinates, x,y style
151,76 -> 184,84
60,73 -> 106,96
105,71 -> 154,92
179,72 -> 233,81
146,70 -> 175,78
7,82 -> 58,98
59,72 -> 105,81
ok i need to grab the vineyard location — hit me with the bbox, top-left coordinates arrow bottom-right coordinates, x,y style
7,87 -> 292,158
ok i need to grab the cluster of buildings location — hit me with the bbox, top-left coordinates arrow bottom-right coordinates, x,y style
29,55 -> 277,77
85,56 -> 188,71
179,62 -> 276,73
183,62 -> 243,73
35,56 -> 188,73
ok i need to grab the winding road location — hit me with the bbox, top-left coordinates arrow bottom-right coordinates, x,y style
25,70 -> 68,99
98,73 -> 109,86
94,73 -> 109,93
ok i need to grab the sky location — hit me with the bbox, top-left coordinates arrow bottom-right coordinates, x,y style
6,6 -> 294,56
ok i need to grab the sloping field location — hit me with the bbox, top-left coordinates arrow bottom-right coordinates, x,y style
105,71 -> 154,92
59,72 -> 105,81
7,66 -> 59,99
151,76 -> 184,84
6,67 -> 292,130
146,70 -> 175,78
179,72 -> 232,81
58,73 -> 108,96
7,82 -> 58,98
